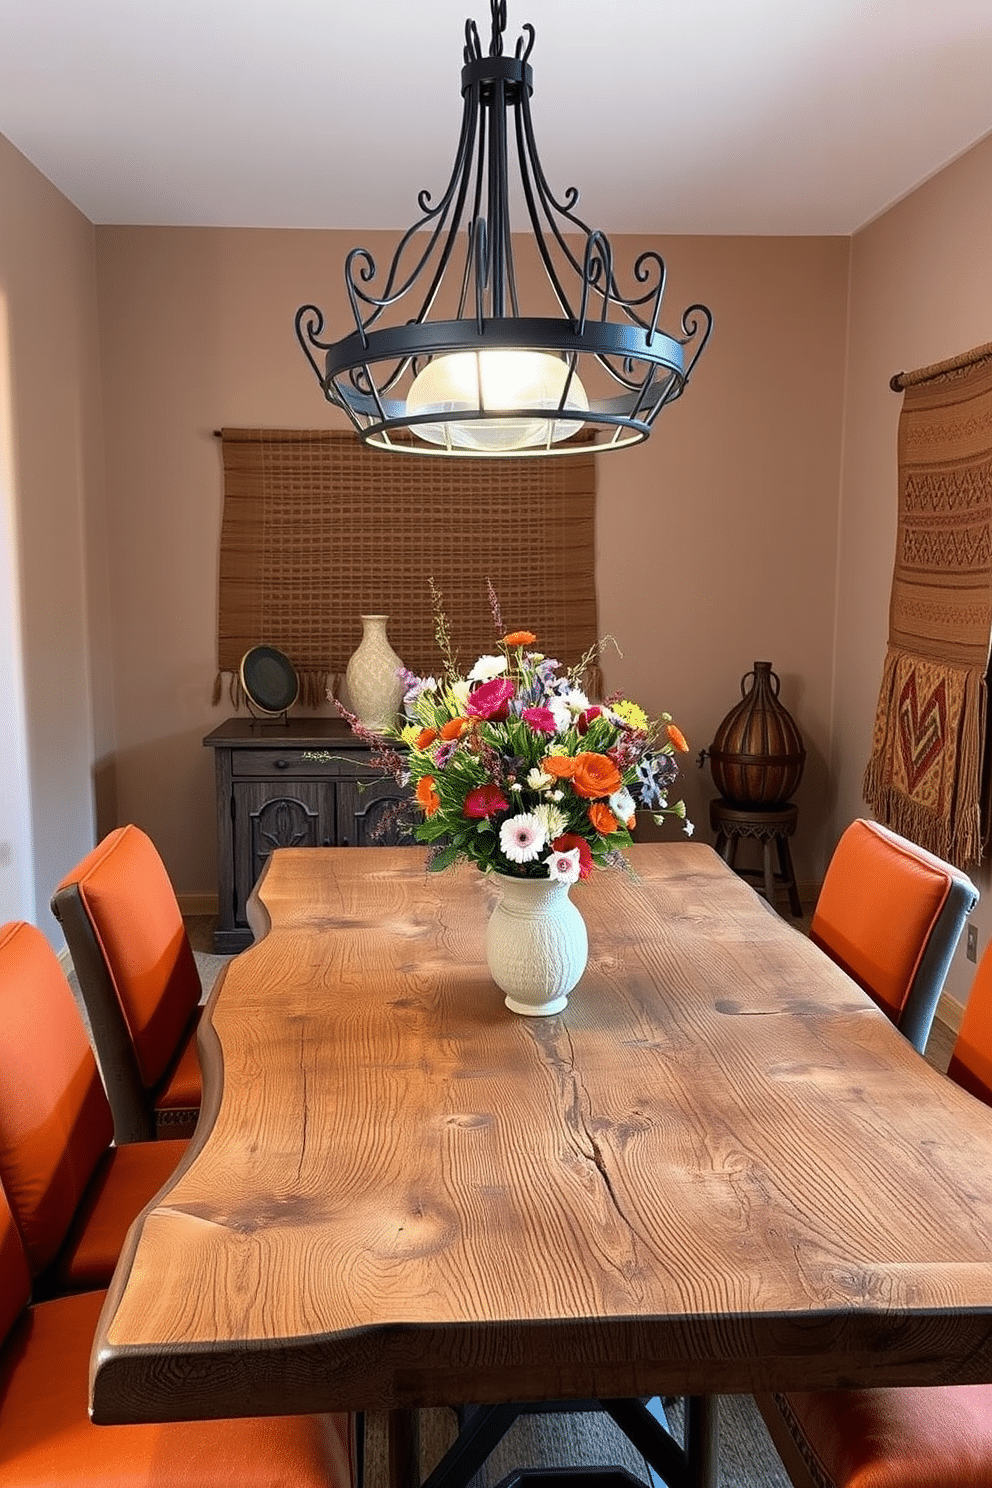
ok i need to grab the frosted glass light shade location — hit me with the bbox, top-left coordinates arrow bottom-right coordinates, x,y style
406,350 -> 588,452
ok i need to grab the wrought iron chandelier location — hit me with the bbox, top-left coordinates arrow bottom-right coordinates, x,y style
296,1 -> 712,457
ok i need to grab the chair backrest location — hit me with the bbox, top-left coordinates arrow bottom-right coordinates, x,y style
50,824 -> 202,1143
0,921 -> 114,1277
0,1180 -> 32,1348
811,819 -> 979,1054
947,939 -> 992,1107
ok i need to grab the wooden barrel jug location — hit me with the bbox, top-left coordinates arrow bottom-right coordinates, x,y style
708,661 -> 806,806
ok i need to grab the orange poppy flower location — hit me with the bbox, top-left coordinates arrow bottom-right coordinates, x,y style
666,723 -> 689,752
541,754 -> 578,779
415,775 -> 440,816
415,727 -> 439,749
571,752 -> 623,799
588,801 -> 618,834
440,717 -> 470,740
503,630 -> 537,646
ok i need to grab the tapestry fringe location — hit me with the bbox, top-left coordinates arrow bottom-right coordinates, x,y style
298,670 -> 330,710
212,671 -> 246,709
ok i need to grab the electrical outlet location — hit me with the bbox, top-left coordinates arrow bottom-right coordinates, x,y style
967,924 -> 979,963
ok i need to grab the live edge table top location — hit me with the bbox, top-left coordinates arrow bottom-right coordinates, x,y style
91,843 -> 992,1427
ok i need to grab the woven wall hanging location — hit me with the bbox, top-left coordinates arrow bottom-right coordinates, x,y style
214,429 -> 598,708
864,343 -> 992,866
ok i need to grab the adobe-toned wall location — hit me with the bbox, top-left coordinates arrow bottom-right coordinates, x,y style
837,131 -> 992,1006
94,225 -> 849,900
0,132 -> 107,944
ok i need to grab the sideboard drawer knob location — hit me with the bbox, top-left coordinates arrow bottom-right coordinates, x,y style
275,758 -> 290,770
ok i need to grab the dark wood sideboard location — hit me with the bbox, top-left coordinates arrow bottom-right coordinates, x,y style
203,718 -> 408,952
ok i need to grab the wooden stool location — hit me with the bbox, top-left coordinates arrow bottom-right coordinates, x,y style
709,799 -> 803,917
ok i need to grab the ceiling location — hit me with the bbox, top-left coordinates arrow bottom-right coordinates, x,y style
2,0 -> 992,236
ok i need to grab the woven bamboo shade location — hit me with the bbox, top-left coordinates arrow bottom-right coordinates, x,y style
215,429 -> 598,706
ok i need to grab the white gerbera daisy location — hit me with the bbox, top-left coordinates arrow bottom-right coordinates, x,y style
499,813 -> 547,864
608,786 -> 637,823
467,654 -> 508,683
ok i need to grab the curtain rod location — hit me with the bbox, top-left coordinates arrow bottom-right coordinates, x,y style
890,340 -> 992,392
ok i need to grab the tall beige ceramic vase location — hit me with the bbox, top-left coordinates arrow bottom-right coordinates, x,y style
345,615 -> 405,732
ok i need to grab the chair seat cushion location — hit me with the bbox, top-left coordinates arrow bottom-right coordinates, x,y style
0,1288 -> 354,1488
50,1138 -> 188,1292
153,1011 -> 203,1112
776,1385 -> 992,1488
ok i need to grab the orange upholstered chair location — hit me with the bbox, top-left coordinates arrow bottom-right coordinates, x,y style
0,1179 -> 355,1488
946,937 -> 992,1110
0,921 -> 187,1297
51,824 -> 203,1142
809,818 -> 978,1054
755,941 -> 992,1488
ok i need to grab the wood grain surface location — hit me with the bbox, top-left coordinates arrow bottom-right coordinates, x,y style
91,844 -> 992,1426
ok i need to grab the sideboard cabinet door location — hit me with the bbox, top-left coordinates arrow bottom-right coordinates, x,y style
337,766 -> 409,848
204,719 -> 408,952
232,781 -> 336,931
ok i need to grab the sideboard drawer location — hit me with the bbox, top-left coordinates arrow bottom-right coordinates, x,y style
230,747 -> 355,779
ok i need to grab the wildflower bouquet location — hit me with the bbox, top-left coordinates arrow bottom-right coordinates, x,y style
342,599 -> 692,885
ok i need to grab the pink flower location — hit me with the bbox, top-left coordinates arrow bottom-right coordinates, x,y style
466,676 -> 515,721
463,785 -> 509,820
522,706 -> 556,734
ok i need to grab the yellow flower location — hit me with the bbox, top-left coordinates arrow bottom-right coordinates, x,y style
612,700 -> 648,731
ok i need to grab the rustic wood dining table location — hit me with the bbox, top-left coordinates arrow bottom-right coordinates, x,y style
90,843 -> 992,1488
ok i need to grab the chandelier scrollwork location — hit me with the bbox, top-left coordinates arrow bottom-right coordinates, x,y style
296,1 -> 712,457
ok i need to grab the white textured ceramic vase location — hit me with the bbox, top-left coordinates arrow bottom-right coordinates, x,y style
485,875 -> 589,1016
345,614 -> 405,732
